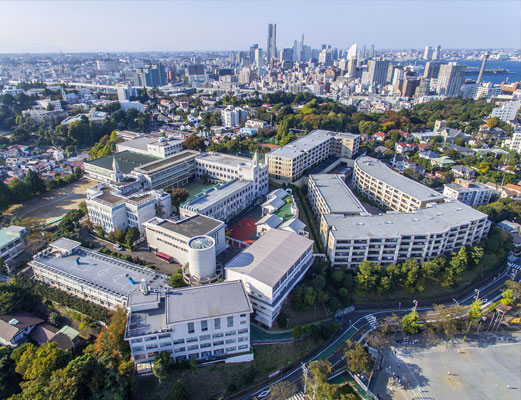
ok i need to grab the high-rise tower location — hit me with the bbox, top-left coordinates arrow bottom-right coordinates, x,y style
267,23 -> 277,62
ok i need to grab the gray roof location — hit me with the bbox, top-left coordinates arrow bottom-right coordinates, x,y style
50,238 -> 81,252
126,281 -> 252,338
30,246 -> 168,297
280,218 -> 306,233
196,152 -> 253,167
256,214 -> 283,228
117,136 -> 157,151
355,157 -> 445,203
309,174 -> 367,215
444,181 -> 492,193
166,281 -> 252,324
267,129 -> 332,160
151,214 -> 224,238
182,179 -> 252,212
267,129 -> 358,160
135,150 -> 199,173
225,229 -> 313,287
324,201 -> 488,239
86,151 -> 159,174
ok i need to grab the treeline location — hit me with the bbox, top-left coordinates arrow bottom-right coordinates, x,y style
0,275 -> 110,323
0,167 -> 83,213
270,95 -> 503,146
477,198 -> 521,223
89,130 -> 124,159
0,309 -> 134,400
206,136 -> 270,156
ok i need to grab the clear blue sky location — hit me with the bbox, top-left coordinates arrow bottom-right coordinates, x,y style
0,0 -> 519,53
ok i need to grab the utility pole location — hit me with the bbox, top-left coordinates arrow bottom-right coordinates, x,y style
301,362 -> 309,394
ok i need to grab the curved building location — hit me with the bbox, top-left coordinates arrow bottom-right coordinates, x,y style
188,236 -> 216,280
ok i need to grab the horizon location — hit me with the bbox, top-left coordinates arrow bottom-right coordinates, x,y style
0,0 -> 520,53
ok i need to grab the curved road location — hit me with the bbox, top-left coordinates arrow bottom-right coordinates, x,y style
239,264 -> 520,400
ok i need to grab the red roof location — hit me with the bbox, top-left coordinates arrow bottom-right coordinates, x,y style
374,131 -> 386,137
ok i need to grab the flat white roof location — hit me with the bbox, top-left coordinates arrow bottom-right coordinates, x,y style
182,179 -> 252,212
31,246 -> 168,297
196,152 -> 253,168
355,157 -> 445,203
309,174 -> 367,215
267,130 -> 359,160
225,229 -> 313,287
324,201 -> 488,239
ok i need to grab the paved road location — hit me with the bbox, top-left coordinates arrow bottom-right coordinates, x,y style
238,263 -> 520,400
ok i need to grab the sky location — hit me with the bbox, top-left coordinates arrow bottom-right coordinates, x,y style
0,0 -> 519,53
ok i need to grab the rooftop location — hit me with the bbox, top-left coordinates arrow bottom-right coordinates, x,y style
117,136 -> 157,151
30,246 -> 168,297
181,179 -> 252,212
135,150 -> 199,173
86,151 -> 158,174
126,281 -> 252,338
309,174 -> 367,215
324,201 -> 488,239
225,229 -> 313,288
355,157 -> 445,203
267,129 -> 332,160
148,214 -> 224,238
197,152 -> 254,168
0,225 -> 26,248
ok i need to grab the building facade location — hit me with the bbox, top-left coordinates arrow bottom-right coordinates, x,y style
225,229 -> 314,328
29,238 -> 169,309
125,281 -> 252,364
143,214 -> 226,265
321,201 -> 490,268
116,137 -> 183,159
0,225 -> 27,264
266,130 -> 360,182
443,179 -> 494,206
353,157 -> 445,212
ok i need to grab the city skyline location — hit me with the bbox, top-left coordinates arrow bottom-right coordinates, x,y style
0,0 -> 520,53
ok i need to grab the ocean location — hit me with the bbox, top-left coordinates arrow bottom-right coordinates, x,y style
412,59 -> 521,85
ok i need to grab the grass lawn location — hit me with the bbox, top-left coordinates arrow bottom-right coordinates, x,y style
136,337 -> 328,400
275,195 -> 294,221
182,180 -> 214,202
278,295 -> 330,329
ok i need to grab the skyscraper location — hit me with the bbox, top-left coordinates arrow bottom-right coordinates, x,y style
367,59 -> 390,86
254,48 -> 264,69
424,45 -> 432,60
267,23 -> 277,62
436,62 -> 466,97
347,43 -> 358,60
432,45 -> 442,60
424,61 -> 443,79
249,44 -> 259,64
135,63 -> 166,87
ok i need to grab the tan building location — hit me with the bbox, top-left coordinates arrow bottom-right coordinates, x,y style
353,157 -> 445,212
266,130 -> 360,182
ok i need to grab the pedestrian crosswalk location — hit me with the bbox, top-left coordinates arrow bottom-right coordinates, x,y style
365,315 -> 379,330
288,392 -> 306,400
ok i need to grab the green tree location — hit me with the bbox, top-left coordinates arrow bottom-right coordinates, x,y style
182,135 -> 205,151
24,170 -> 46,195
501,289 -> 514,306
168,269 -> 186,288
401,310 -> 419,334
344,340 -> 374,376
124,227 -> 140,248
467,299 -> 483,331
167,187 -> 189,208
15,342 -> 71,381
292,325 -> 302,340
152,351 -> 171,384
170,378 -> 190,400
270,380 -> 298,399
8,178 -> 32,203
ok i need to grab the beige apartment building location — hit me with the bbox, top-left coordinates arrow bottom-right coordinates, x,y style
266,130 -> 360,182
353,157 -> 445,212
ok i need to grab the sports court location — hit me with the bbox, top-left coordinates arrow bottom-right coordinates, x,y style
229,217 -> 257,242
374,333 -> 521,400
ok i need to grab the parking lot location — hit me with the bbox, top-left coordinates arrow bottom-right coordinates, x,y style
373,332 -> 521,400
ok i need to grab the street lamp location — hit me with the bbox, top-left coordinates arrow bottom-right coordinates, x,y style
474,289 -> 480,302
413,300 -> 418,312
453,298 -> 459,306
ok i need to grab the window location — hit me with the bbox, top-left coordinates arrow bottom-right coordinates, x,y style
187,345 -> 199,351
238,328 -> 248,334
225,338 -> 236,344
188,322 -> 194,334
199,334 -> 211,341
214,318 -> 221,330
238,336 -> 248,342
212,333 -> 224,338
238,345 -> 249,350
200,343 -> 211,349
213,340 -> 224,346
201,320 -> 208,331
174,347 -> 186,353
225,330 -> 236,336
186,337 -> 198,343
173,339 -> 185,345
226,346 -> 237,352
227,316 -> 234,328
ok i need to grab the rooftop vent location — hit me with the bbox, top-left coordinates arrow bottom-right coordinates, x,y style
8,318 -> 19,325
356,222 -> 365,226
412,218 -> 420,222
